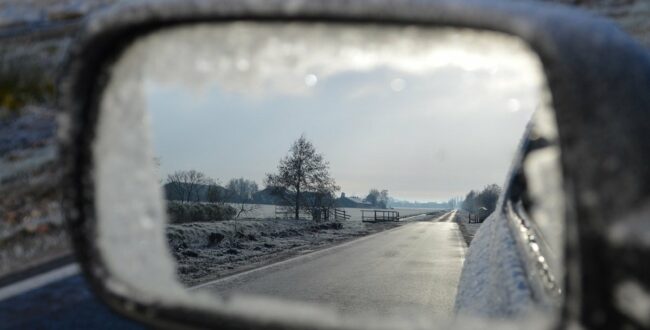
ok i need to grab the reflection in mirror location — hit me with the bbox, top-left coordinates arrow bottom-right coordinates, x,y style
95,22 -> 563,323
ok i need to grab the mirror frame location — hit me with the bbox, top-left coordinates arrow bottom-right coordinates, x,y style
60,0 -> 650,329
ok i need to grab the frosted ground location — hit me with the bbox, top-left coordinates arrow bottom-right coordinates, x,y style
167,206 -> 447,286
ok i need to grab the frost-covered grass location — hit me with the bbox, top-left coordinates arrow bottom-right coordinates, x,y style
454,210 -> 483,246
164,205 -> 441,286
166,212 -> 446,286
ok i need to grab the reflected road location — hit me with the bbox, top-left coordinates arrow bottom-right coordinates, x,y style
196,211 -> 466,317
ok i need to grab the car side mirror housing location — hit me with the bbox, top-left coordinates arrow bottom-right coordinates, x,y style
59,1 -> 650,329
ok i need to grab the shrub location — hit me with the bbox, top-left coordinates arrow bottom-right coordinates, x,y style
166,201 -> 236,223
188,204 -> 206,221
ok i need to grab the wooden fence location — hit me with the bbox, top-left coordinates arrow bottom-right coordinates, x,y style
274,206 -> 292,219
361,209 -> 400,222
276,206 -> 350,221
329,208 -> 351,221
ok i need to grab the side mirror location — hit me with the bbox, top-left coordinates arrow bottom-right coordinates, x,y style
60,1 -> 650,329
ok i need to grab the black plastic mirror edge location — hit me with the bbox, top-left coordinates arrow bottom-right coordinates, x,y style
59,0 -> 650,329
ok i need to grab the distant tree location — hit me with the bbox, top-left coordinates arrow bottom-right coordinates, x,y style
206,184 -> 225,204
225,178 -> 260,219
447,196 -> 463,209
165,170 -> 215,203
461,184 -> 502,220
226,178 -> 259,202
462,190 -> 478,214
364,189 -> 389,209
379,190 -> 389,208
364,189 -> 380,206
477,184 -> 501,216
265,135 -> 339,220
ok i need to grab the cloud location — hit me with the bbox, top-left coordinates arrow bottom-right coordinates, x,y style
123,22 -> 544,98
113,22 -> 549,201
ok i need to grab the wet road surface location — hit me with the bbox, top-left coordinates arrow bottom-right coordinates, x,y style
196,211 -> 466,317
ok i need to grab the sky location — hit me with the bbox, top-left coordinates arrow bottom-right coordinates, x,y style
138,23 -> 544,202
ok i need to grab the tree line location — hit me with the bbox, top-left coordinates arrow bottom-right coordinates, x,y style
460,184 -> 502,221
164,170 -> 261,219
165,171 -> 259,204
363,189 -> 389,209
163,134 -> 503,223
163,135 -> 342,221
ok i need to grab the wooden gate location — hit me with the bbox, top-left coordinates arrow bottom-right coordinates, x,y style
328,208 -> 351,221
361,210 -> 400,222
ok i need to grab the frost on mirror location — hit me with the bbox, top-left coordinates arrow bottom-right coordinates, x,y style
95,22 -> 564,320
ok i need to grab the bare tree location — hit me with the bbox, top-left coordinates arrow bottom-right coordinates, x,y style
379,190 -> 389,208
231,203 -> 261,219
302,175 -> 339,221
165,170 -> 215,203
265,135 -> 339,220
226,178 -> 259,202
447,196 -> 463,209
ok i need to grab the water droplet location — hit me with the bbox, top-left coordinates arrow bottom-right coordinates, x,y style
530,242 -> 540,252
195,59 -> 211,73
140,216 -> 154,230
304,74 -> 318,87
390,78 -> 406,92
508,98 -> 521,112
236,59 -> 250,71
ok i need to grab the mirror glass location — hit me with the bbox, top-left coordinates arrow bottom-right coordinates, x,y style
94,22 -> 563,323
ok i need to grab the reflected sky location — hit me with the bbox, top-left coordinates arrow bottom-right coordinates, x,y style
142,23 -> 544,202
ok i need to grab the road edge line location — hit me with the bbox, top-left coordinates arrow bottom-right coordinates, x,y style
0,263 -> 80,301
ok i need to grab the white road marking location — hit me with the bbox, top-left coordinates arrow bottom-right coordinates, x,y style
0,263 -> 80,301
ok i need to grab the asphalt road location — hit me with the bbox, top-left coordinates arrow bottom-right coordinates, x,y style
196,211 -> 466,318
0,273 -> 142,329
